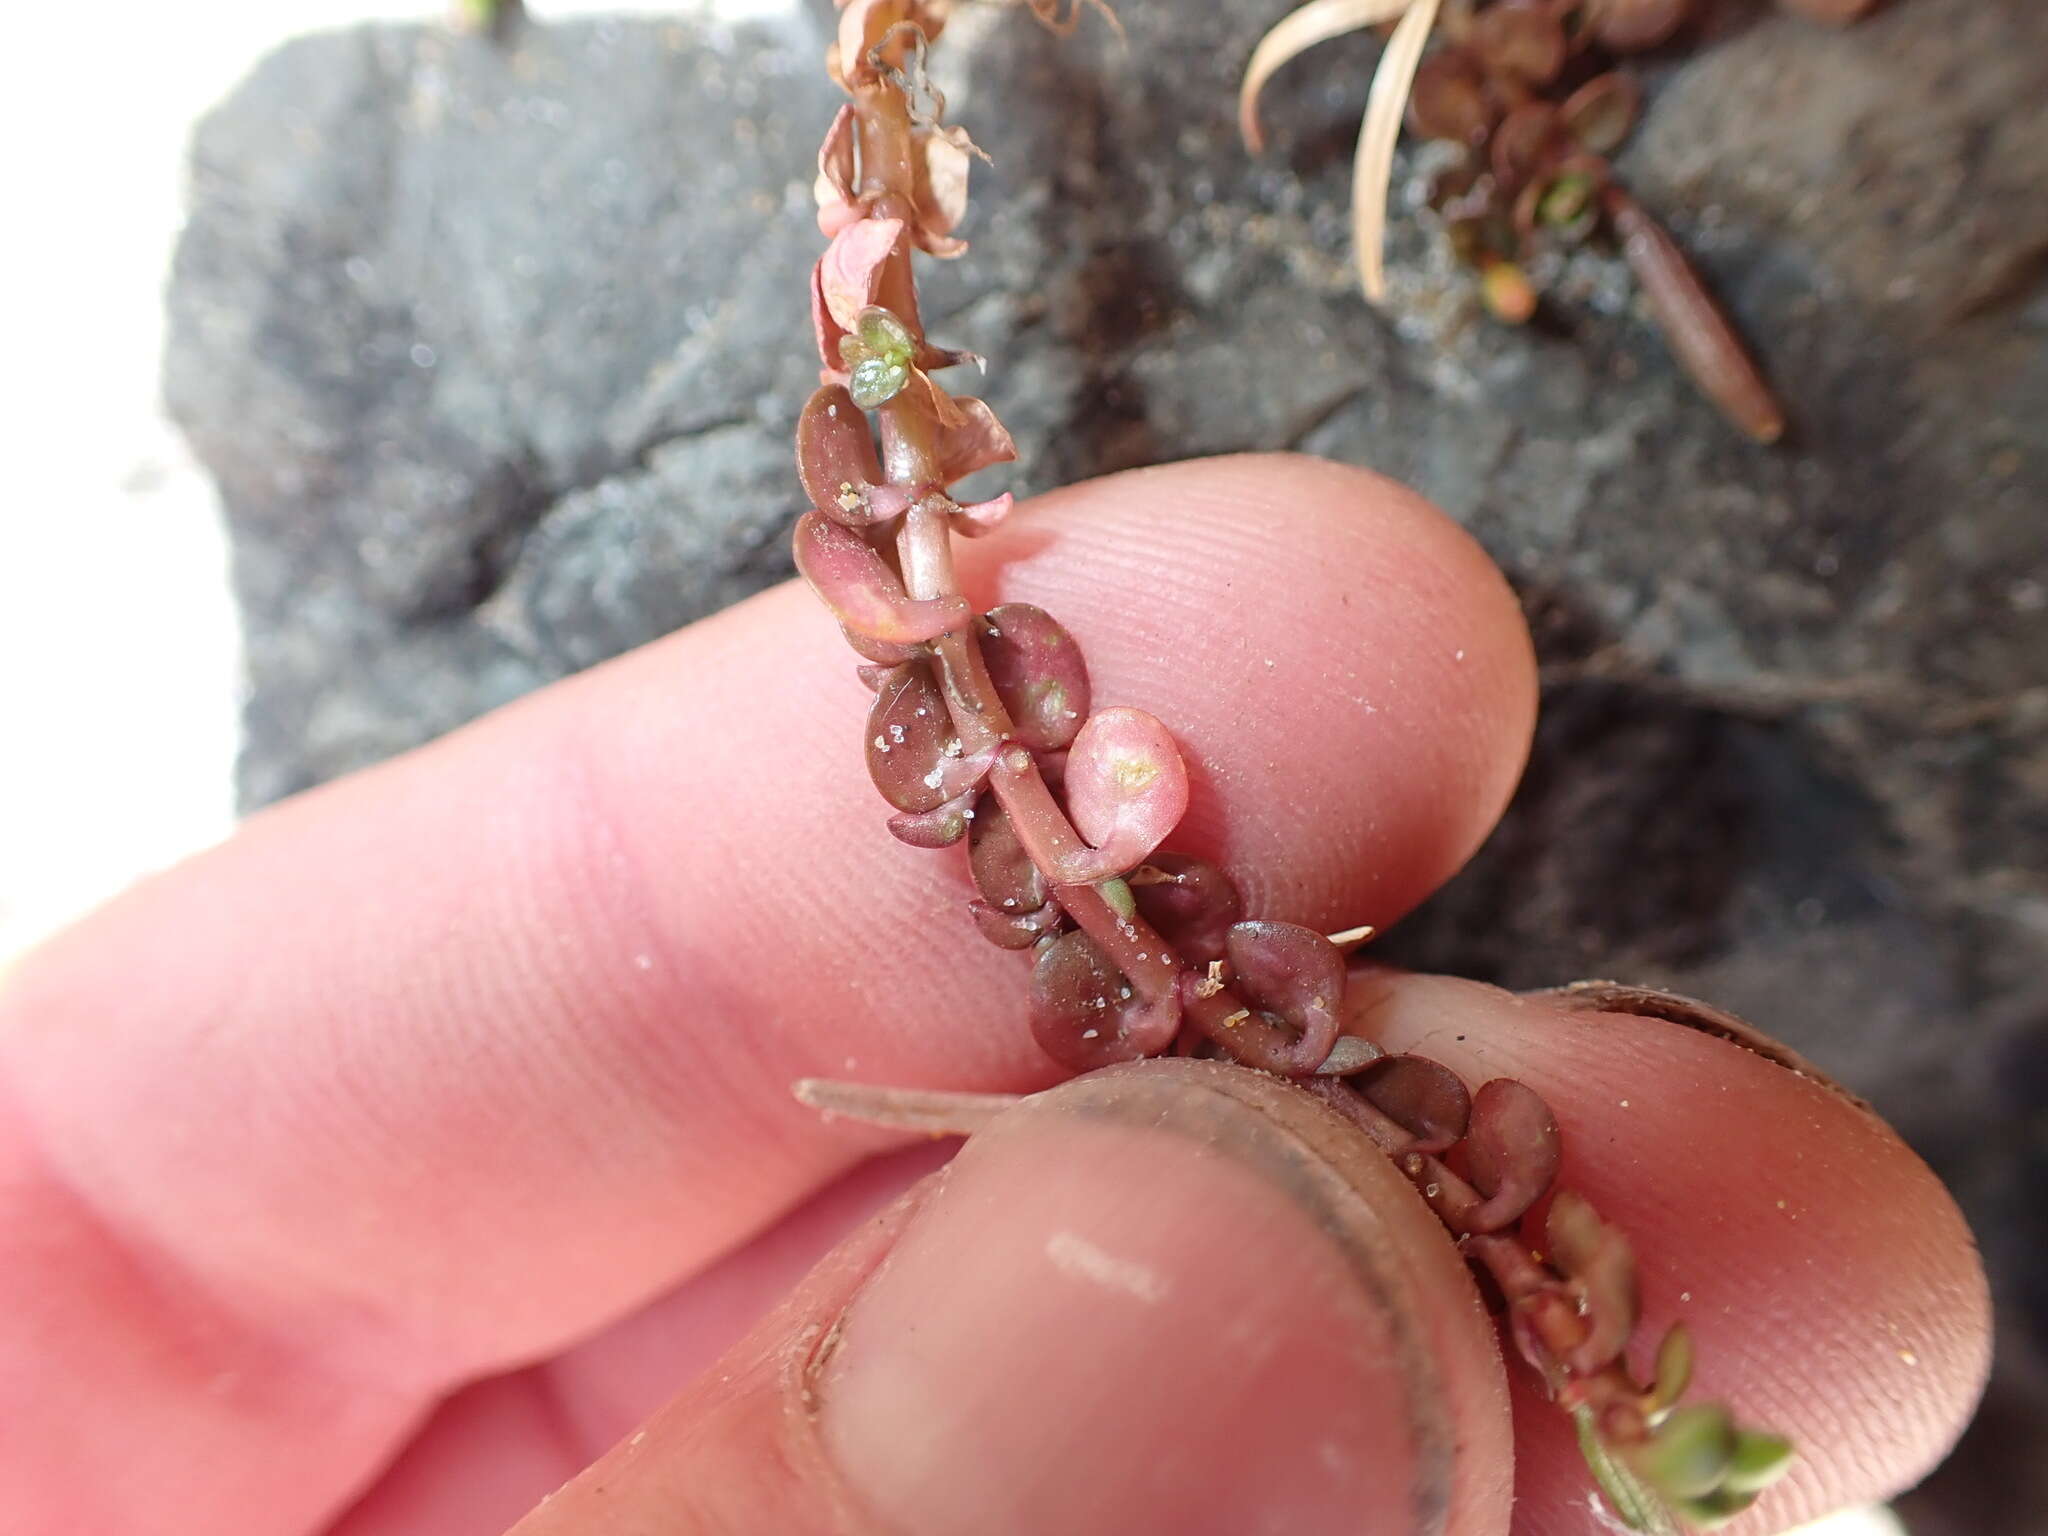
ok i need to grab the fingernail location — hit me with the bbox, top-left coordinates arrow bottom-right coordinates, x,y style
1530,980 -> 1873,1113
812,1059 -> 1510,1536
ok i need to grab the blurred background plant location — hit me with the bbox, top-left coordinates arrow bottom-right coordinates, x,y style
1241,0 -> 1879,440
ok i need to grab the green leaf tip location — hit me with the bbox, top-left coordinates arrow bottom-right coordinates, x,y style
1096,875 -> 1137,922
840,306 -> 917,407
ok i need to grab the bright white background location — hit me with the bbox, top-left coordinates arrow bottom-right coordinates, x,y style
0,6 -> 1913,1531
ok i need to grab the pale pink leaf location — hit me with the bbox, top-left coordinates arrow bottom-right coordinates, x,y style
816,199 -> 865,238
1063,706 -> 1189,875
792,511 -> 969,645
810,259 -> 845,371
912,126 -> 972,256
819,217 -> 906,333
950,491 -> 1013,536
817,104 -> 856,208
815,105 -> 862,235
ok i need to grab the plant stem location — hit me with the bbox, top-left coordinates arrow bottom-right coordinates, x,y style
848,65 -> 1227,1029
1466,1231 -> 1650,1434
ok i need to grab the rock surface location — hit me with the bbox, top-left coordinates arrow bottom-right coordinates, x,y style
165,0 -> 2046,1524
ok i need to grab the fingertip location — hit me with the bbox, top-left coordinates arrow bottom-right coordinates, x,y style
1353,972 -> 1992,1530
815,1060 -> 1515,1536
0,452 -> 1546,1515
517,1059 -> 1518,1536
961,453 -> 1539,925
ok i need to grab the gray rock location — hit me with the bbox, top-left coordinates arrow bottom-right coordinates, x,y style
164,0 -> 2046,1524
166,15 -> 841,801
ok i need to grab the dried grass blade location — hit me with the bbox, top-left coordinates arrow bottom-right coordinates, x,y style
1352,0 -> 1442,303
1240,0 -> 1416,154
793,1077 -> 1026,1134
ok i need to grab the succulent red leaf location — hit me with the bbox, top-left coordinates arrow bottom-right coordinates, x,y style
865,663 -> 959,812
1030,930 -> 1181,1070
815,102 -> 859,234
1459,1078 -> 1563,1232
810,258 -> 844,379
1492,101 -> 1561,189
797,385 -> 909,528
967,792 -> 1050,915
968,897 -> 1064,950
1128,853 -> 1243,963
942,744 -> 999,800
1472,5 -> 1567,83
1062,706 -> 1190,877
1409,51 -> 1494,145
980,603 -> 1092,751
1221,919 -> 1345,1073
1300,1075 -> 1411,1154
886,788 -> 975,848
1587,0 -> 1692,53
1315,1034 -> 1386,1075
1353,1054 -> 1472,1153
1559,72 -> 1642,155
839,625 -> 923,665
792,511 -> 969,644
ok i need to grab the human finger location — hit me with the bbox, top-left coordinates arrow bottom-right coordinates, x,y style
1349,971 -> 1991,1533
0,454 -> 1538,1535
508,1060 -> 1517,1536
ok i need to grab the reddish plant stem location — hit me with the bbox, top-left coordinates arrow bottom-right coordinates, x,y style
1300,1078 -> 1503,1224
847,69 -> 1240,1028
1465,1231 -> 1651,1439
1300,1074 -> 1416,1152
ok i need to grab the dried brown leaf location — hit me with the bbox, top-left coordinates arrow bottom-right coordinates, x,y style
1605,186 -> 1786,442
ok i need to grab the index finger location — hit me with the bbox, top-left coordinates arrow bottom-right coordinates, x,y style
0,453 -> 1537,1536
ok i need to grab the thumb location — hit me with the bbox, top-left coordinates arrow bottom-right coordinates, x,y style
508,1060 -> 1515,1536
